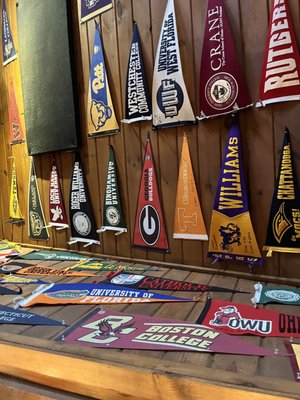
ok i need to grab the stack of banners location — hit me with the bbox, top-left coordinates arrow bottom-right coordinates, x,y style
15,265 -> 96,277
48,156 -> 69,230
28,158 -> 50,241
87,24 -> 119,138
196,298 -> 300,338
67,258 -> 160,272
263,129 -> 300,256
173,134 -> 208,240
252,283 -> 300,306
0,240 -> 22,257
95,270 -> 248,294
80,0 -> 113,23
0,275 -> 47,285
207,118 -> 263,267
152,0 -> 196,129
68,155 -> 100,247
133,138 -> 169,252
198,0 -> 252,119
285,342 -> 300,382
257,0 -> 300,107
0,286 -> 21,295
8,81 -> 25,144
0,305 -> 64,326
9,158 -> 24,223
97,146 -> 127,235
1,0 -> 16,66
122,23 -> 152,124
19,250 -> 90,262
55,308 -> 281,356
15,283 -> 196,307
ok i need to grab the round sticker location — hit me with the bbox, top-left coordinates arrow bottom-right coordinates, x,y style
106,206 -> 121,226
265,290 -> 300,303
73,212 -> 91,236
205,72 -> 238,110
139,205 -> 160,246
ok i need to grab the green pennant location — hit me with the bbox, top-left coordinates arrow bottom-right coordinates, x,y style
97,146 -> 127,235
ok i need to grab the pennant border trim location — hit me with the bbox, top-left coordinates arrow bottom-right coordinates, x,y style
173,233 -> 208,240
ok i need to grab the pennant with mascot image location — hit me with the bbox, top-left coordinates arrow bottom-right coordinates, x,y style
55,308 -> 280,357
67,259 -> 160,272
87,24 -> 119,138
19,250 -> 90,262
80,0 -> 113,23
97,146 -> 127,235
198,0 -> 252,119
285,342 -> 300,382
0,304 -> 64,326
133,138 -> 169,252
16,265 -> 96,277
15,283 -> 196,308
173,134 -> 208,240
28,158 -> 49,241
122,23 -> 152,124
9,81 -> 25,145
95,270 -> 248,294
252,283 -> 300,306
0,275 -> 47,285
197,298 -> 300,338
152,0 -> 196,129
207,118 -> 263,266
9,158 -> 24,223
1,0 -> 16,66
47,156 -> 69,230
263,129 -> 300,256
68,155 -> 100,247
257,0 -> 300,107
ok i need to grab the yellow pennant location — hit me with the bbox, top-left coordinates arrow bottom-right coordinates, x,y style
9,158 -> 24,223
173,134 -> 208,240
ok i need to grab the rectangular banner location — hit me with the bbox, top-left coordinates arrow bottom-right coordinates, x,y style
9,158 -> 24,223
207,118 -> 263,267
19,250 -> 91,262
2,0 -> 16,66
152,0 -> 196,129
15,283 -> 195,307
285,342 -> 300,382
122,23 -> 152,124
252,283 -> 300,306
0,305 -> 64,326
257,0 -> 300,106
80,0 -> 113,23
16,265 -> 96,277
55,308 -> 279,356
9,81 -> 25,145
133,138 -> 169,252
87,24 -> 119,137
263,129 -> 300,256
173,133 -> 208,240
197,298 -> 300,338
198,0 -> 252,119
67,259 -> 159,272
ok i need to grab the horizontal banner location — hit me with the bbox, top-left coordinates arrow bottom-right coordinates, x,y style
17,266 -> 96,277
252,283 -> 300,306
19,250 -> 92,262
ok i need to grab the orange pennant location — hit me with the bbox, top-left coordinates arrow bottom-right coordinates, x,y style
9,80 -> 25,145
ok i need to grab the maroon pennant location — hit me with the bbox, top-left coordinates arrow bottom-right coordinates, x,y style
133,138 -> 169,252
198,0 -> 252,119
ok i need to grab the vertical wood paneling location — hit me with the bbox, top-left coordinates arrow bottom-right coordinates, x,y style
1,0 -> 300,278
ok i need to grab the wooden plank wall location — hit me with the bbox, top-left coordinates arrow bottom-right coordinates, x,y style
1,0 -> 300,279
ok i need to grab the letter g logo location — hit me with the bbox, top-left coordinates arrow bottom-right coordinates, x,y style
139,205 -> 160,245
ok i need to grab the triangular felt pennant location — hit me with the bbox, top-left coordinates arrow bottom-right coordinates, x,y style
0,240 -> 22,256
122,23 -> 152,124
0,304 -> 64,326
55,308 -> 279,357
95,270 -> 248,294
207,117 -> 263,267
1,0 -> 16,66
28,158 -> 50,241
284,342 -> 300,382
80,0 -> 113,23
173,133 -> 208,240
48,155 -> 69,230
0,275 -> 47,285
196,298 -> 300,338
263,129 -> 300,256
18,250 -> 89,262
198,0 -> 252,119
97,146 -> 127,235
16,265 -> 96,277
0,286 -> 21,295
9,158 -> 24,224
133,138 -> 169,252
257,0 -> 300,107
68,155 -> 100,247
87,24 -> 119,138
9,81 -> 25,145
66,259 -> 160,272
0,260 -> 31,274
152,0 -> 196,129
252,283 -> 300,306
15,283 -> 195,307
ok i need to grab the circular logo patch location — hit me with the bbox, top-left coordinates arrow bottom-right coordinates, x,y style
265,290 -> 300,303
157,79 -> 184,118
139,205 -> 160,246
205,73 -> 238,110
1,265 -> 22,273
106,206 -> 120,226
111,274 -> 144,285
73,212 -> 91,236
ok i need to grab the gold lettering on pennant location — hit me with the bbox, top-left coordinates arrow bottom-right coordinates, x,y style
277,144 -> 295,200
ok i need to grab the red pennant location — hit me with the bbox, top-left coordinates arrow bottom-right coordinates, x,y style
9,81 -> 25,144
258,0 -> 300,106
133,139 -> 169,252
